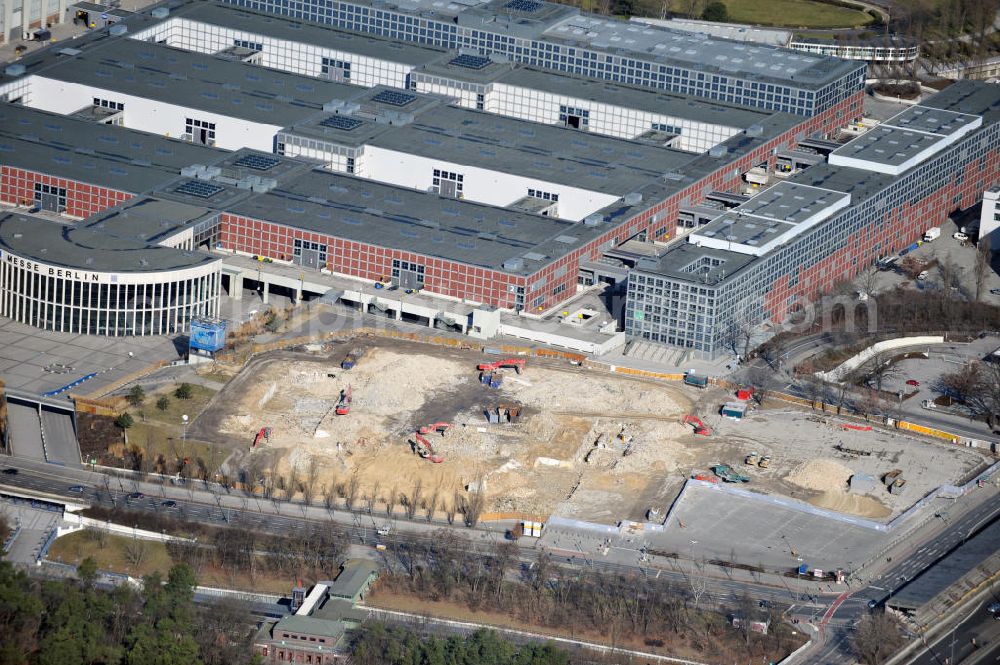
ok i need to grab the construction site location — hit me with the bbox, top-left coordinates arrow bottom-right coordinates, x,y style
190,338 -> 991,532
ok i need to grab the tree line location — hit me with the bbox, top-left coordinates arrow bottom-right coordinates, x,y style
381,531 -> 798,663
0,559 -> 258,665
350,624 -> 570,665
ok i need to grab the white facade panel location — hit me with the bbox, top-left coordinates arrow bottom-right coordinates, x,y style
131,18 -> 414,90
361,146 -> 620,221
25,76 -> 281,152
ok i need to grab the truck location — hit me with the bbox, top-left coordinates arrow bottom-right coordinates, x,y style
924,227 -> 941,242
684,371 -> 709,388
341,349 -> 363,370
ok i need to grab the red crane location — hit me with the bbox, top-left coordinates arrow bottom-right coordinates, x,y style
477,358 -> 526,374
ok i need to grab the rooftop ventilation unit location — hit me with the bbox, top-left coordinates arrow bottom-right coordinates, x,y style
323,99 -> 346,112
746,124 -> 763,137
109,24 -> 127,36
151,6 -> 169,18
502,258 -> 524,271
624,192 -> 642,205
4,64 -> 26,77
583,214 -> 603,227
709,145 -> 728,158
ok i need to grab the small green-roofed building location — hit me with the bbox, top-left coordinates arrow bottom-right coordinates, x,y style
254,560 -> 380,663
327,559 -> 379,603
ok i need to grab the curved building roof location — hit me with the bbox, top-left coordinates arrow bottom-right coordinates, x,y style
0,214 -> 219,274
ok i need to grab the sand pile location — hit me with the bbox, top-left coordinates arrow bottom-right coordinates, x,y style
786,458 -> 854,492
808,491 -> 892,519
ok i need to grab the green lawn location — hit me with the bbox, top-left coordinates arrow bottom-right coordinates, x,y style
721,0 -> 873,29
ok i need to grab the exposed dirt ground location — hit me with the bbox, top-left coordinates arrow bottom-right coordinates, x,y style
193,339 -> 988,523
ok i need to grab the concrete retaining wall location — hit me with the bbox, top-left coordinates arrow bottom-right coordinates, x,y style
815,336 -> 944,383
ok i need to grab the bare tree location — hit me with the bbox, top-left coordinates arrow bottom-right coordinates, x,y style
852,611 -> 906,665
975,235 -> 992,301
345,470 -> 360,510
862,351 -> 901,393
301,458 -> 319,505
406,479 -> 423,520
386,484 -> 398,517
799,375 -> 822,409
462,477 -> 487,527
898,255 -> 925,280
123,537 -> 148,567
858,266 -> 880,299
425,488 -> 439,522
742,365 -> 780,406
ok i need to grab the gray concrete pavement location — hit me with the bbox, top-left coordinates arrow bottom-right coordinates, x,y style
1,499 -> 61,564
0,318 -> 183,396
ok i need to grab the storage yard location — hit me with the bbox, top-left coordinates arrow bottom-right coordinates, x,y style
194,339 -> 989,524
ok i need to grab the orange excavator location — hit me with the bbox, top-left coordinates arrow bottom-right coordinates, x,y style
418,422 -> 452,436
682,415 -> 712,436
477,358 -> 526,375
335,385 -> 352,415
411,433 -> 443,463
252,427 -> 271,448
410,422 -> 451,463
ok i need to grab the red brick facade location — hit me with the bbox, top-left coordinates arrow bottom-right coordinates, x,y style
0,166 -> 133,218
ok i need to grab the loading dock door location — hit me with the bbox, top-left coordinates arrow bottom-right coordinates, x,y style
34,183 -> 67,212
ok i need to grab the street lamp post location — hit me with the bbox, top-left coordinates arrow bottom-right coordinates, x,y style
181,414 -> 189,446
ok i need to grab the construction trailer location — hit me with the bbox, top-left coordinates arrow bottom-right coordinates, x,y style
684,371 -> 709,388
721,402 -> 747,419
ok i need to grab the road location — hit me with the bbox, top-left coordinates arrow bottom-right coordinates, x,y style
3,456 -> 999,665
905,593 -> 1000,665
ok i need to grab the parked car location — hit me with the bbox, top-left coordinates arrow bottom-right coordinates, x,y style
1,468 -> 18,475
917,271 -> 929,281
68,485 -> 84,493
953,232 -> 969,241
988,601 -> 1000,613
127,492 -> 144,499
906,379 -> 920,387
161,500 -> 177,508
991,288 -> 1000,296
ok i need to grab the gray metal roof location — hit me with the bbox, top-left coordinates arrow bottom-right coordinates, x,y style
82,197 -> 216,244
226,168 -> 615,275
169,2 -> 446,66
366,105 -> 695,195
688,182 -> 850,256
24,39 -> 355,126
327,559 -> 379,598
920,78 -> 1000,124
0,214 -> 220,273
888,518 -> 1000,612
830,103 -> 982,174
359,0 -> 858,88
539,11 -> 857,88
0,104 -> 227,194
272,615 -> 346,641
